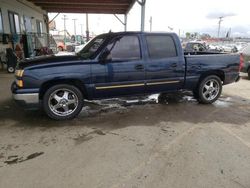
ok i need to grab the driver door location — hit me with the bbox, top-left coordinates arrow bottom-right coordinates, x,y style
92,34 -> 146,98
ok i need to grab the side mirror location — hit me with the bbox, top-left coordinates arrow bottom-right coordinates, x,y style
99,49 -> 111,64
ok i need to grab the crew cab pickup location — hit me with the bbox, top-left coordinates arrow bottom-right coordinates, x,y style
12,32 -> 241,120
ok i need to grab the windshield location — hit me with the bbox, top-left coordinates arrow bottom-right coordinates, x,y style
76,35 -> 106,59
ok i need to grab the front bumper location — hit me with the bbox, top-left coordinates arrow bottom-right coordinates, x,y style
11,82 -> 40,109
13,93 -> 39,104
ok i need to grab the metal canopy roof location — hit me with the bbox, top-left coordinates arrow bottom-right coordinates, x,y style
28,0 -> 136,14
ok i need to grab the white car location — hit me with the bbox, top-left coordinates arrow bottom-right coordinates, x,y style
75,44 -> 86,53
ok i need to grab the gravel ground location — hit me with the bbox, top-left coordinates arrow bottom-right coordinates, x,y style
0,72 -> 250,188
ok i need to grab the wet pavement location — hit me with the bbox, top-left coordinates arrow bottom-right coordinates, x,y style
1,72 -> 250,188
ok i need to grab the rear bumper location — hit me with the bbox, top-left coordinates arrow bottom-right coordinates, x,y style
224,73 -> 240,85
235,75 -> 241,82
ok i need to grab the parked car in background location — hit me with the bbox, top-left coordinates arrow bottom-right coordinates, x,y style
240,43 -> 250,79
183,42 -> 208,52
184,42 -> 222,53
12,32 -> 241,120
75,44 -> 86,53
208,44 -> 223,52
55,35 -> 86,52
221,44 -> 238,53
57,41 -> 65,51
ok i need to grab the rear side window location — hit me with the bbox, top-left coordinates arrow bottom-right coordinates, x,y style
146,35 -> 177,59
107,35 -> 141,60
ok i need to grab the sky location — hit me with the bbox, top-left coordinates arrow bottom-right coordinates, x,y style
48,0 -> 250,37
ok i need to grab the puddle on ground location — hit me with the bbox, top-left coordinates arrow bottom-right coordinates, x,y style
80,92 -> 198,117
213,97 -> 233,108
0,91 -> 239,120
73,130 -> 106,145
79,92 -> 241,117
3,152 -> 44,165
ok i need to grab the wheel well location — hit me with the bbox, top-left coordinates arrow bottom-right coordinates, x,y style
39,79 -> 88,100
198,70 -> 225,83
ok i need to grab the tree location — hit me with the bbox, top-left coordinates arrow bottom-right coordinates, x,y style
201,33 -> 211,39
186,32 -> 191,39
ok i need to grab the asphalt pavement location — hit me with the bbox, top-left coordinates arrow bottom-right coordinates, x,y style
0,72 -> 250,188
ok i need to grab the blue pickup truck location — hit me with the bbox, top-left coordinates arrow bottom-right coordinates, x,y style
12,32 -> 241,120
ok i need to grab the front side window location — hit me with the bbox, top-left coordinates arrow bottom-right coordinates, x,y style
146,35 -> 177,59
0,9 -> 3,33
8,11 -> 20,34
107,35 -> 141,61
77,35 -> 105,59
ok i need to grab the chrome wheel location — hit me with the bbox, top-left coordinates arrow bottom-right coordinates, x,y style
48,88 -> 79,117
202,79 -> 220,101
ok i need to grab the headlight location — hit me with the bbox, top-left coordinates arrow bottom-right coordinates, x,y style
15,70 -> 24,77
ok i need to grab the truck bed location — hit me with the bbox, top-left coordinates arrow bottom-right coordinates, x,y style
184,52 -> 240,89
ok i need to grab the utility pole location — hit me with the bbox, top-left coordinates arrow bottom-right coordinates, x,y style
217,16 -> 223,38
149,16 -> 152,32
62,15 -> 68,45
72,18 -> 77,36
80,24 -> 84,35
86,13 -> 90,42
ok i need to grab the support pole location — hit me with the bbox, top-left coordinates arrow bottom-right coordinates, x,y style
113,14 -> 127,31
86,13 -> 90,42
45,13 -> 50,48
49,13 -> 60,24
72,18 -> 77,36
141,0 -> 145,32
62,15 -> 68,45
124,14 -> 127,31
137,0 -> 146,32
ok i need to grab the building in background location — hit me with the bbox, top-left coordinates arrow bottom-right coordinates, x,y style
0,0 -> 54,60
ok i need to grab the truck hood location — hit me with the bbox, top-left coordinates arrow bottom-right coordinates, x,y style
18,54 -> 82,69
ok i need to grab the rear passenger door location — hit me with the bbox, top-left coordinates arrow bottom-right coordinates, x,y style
145,34 -> 184,93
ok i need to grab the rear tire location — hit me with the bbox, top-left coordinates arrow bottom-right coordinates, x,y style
43,84 -> 84,120
197,75 -> 222,104
248,69 -> 250,80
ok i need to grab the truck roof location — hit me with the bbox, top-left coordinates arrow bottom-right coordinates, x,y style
100,31 -> 176,37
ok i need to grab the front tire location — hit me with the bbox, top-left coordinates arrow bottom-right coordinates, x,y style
248,69 -> 250,80
43,84 -> 84,120
197,75 -> 222,104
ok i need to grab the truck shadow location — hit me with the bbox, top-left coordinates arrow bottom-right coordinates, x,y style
0,92 -> 250,130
